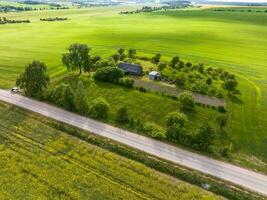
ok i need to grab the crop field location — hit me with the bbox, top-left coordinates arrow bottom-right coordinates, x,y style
0,101 -> 221,199
0,6 -> 267,167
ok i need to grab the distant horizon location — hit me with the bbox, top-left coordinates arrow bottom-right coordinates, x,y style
206,0 -> 267,2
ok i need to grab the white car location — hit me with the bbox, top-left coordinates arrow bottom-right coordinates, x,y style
11,87 -> 20,94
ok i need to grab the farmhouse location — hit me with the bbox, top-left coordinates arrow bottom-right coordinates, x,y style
118,62 -> 143,75
149,71 -> 160,80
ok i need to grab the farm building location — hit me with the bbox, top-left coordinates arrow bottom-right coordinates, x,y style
118,62 -> 143,75
149,71 -> 161,80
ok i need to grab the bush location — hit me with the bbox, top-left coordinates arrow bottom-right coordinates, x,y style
166,123 -> 185,140
50,83 -> 76,111
193,124 -> 215,152
138,86 -> 147,93
166,111 -> 188,127
175,73 -> 186,87
218,106 -> 227,113
143,122 -> 166,139
221,147 -> 230,158
116,106 -> 129,123
118,77 -> 134,88
165,111 -> 189,142
135,55 -> 150,61
179,91 -> 195,111
94,67 -> 124,83
89,97 -> 110,119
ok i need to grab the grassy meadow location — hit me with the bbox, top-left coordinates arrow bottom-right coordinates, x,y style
0,6 -> 267,167
0,101 -> 221,199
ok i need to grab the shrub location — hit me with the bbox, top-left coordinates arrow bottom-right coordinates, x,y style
218,106 -> 227,113
50,83 -> 75,111
151,53 -> 161,64
193,124 -> 215,152
216,114 -> 227,129
116,106 -> 129,123
216,90 -> 224,98
135,55 -> 150,61
166,111 -> 188,127
89,97 -> 110,119
166,123 -> 185,141
94,67 -> 124,83
223,78 -> 238,93
62,84 -> 76,111
175,73 -> 186,87
75,80 -> 88,113
138,86 -> 147,93
178,91 -> 195,111
118,77 -> 134,88
16,60 -> 49,97
143,122 -> 166,139
165,111 -> 189,142
206,77 -> 212,85
221,147 -> 230,158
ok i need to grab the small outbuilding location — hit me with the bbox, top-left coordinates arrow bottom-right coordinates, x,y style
118,62 -> 143,75
149,71 -> 160,80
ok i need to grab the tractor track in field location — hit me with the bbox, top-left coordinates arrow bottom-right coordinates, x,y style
0,123 -> 158,200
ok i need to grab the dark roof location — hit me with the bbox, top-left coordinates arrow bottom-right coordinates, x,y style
118,62 -> 142,75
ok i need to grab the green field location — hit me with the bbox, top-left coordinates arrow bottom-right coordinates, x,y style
0,6 -> 267,167
0,101 -> 221,199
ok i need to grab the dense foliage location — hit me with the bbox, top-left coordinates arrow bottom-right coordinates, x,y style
62,43 -> 91,74
94,67 -> 124,83
16,60 -> 49,97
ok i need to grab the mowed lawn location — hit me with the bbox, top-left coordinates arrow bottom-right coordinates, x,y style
0,7 -> 267,162
0,102 -> 221,199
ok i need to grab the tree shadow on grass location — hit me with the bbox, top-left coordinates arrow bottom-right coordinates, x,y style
228,94 -> 243,105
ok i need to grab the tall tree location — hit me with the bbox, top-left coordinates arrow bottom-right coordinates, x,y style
62,43 -> 90,75
151,53 -> 161,64
223,79 -> 237,94
178,91 -> 195,111
118,48 -> 126,60
16,60 -> 49,97
75,80 -> 88,113
169,56 -> 179,69
194,124 -> 215,151
128,49 -> 136,59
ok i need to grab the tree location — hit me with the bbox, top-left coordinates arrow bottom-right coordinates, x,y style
179,92 -> 195,111
158,62 -> 167,72
16,60 -> 49,97
94,67 -> 124,83
50,83 -> 66,106
111,54 -> 120,63
89,97 -> 109,119
175,73 -> 186,87
118,48 -> 126,60
116,106 -> 129,123
62,84 -> 76,111
169,56 -> 179,69
143,122 -> 166,139
90,55 -> 101,71
194,124 -> 215,151
223,79 -> 237,94
151,53 -> 161,64
216,114 -> 227,130
127,49 -> 136,59
206,77 -> 212,85
62,43 -> 90,75
166,111 -> 188,140
75,80 -> 88,113
50,83 -> 75,111
166,111 -> 188,127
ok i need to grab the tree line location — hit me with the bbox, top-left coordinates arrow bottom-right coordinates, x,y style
0,17 -> 30,24
15,43 -> 230,156
40,17 -> 68,22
